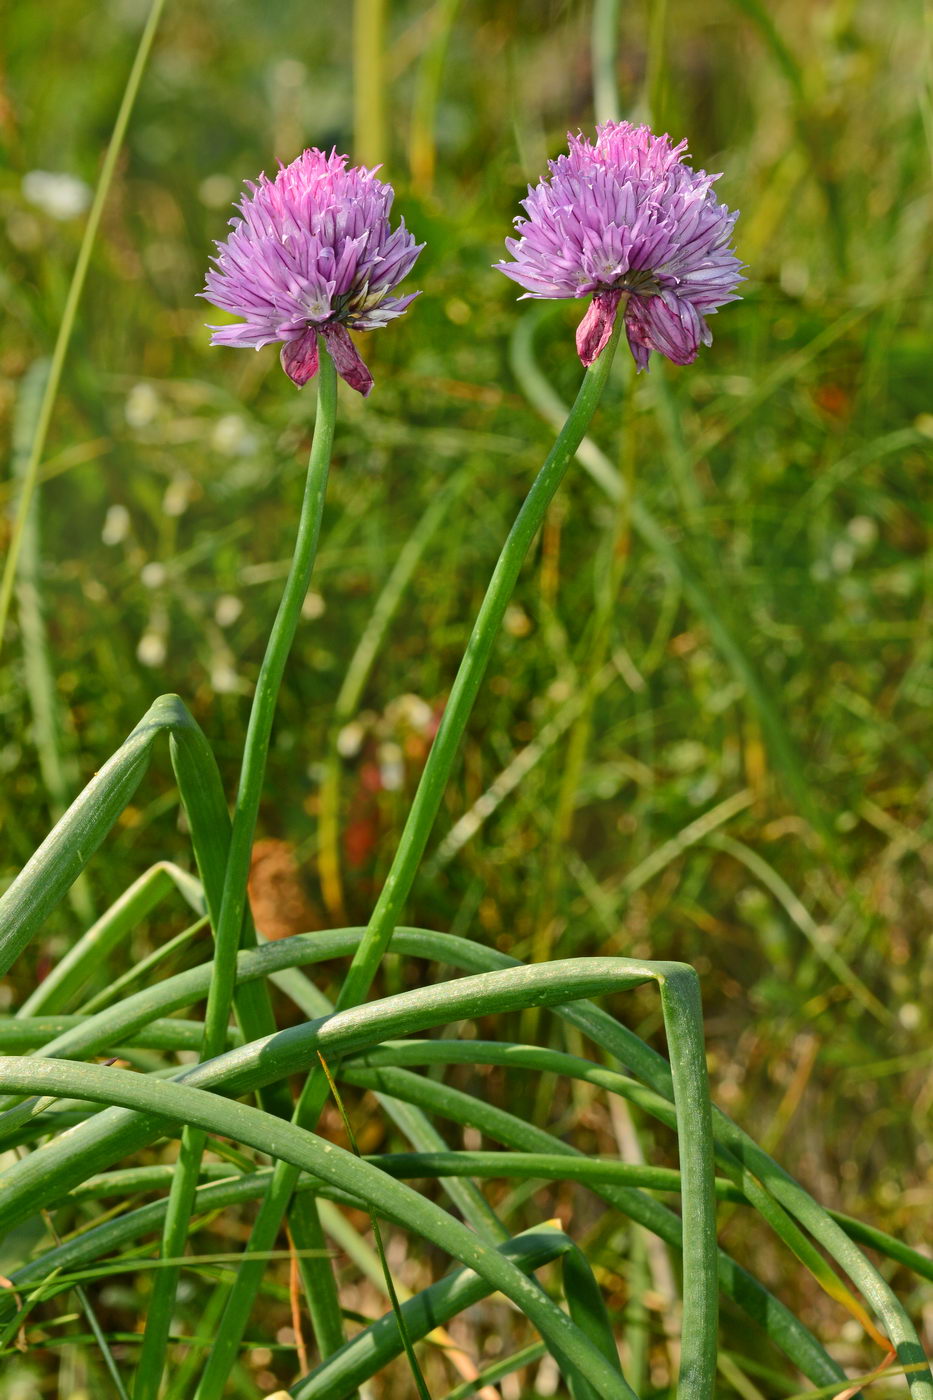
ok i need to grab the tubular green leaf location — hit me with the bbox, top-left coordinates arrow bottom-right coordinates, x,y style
16,863 -> 205,1018
0,1056 -> 637,1400
292,1227 -> 574,1400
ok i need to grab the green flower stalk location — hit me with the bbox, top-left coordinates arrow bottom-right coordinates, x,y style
134,146 -> 423,1400
131,347 -> 338,1400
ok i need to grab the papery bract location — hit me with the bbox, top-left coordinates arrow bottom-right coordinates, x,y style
202,148 -> 423,395
495,121 -> 744,371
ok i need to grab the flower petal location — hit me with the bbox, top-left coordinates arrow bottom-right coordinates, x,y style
575,289 -> 623,367
623,292 -> 709,371
321,323 -> 374,397
280,329 -> 320,386
202,148 -> 422,379
496,120 -> 743,370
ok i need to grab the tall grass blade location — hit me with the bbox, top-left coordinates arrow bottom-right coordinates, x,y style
0,0 -> 166,653
18,863 -> 205,1018
11,360 -> 93,924
319,467 -> 467,919
509,310 -> 828,841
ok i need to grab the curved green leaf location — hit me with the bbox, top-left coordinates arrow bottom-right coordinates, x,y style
0,1056 -> 637,1400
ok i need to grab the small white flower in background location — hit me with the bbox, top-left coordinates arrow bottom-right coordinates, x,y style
211,661 -> 242,694
378,741 -> 405,791
847,515 -> 878,550
336,721 -> 367,759
301,590 -> 325,619
830,539 -> 856,574
137,631 -> 167,667
383,692 -> 433,734
211,413 -> 258,457
215,594 -> 243,627
504,602 -> 532,637
102,504 -> 131,546
22,170 -> 92,220
162,476 -> 193,517
141,562 -> 166,589
125,382 -> 160,428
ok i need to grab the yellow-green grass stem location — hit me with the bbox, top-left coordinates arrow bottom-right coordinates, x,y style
0,0 -> 166,656
318,468 -> 467,922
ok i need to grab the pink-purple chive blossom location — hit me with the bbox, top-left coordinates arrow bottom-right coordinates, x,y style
202,148 -> 423,396
495,121 -> 744,372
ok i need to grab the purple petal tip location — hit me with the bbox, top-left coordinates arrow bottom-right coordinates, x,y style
575,290 -> 623,367
280,329 -> 320,387
322,323 -> 374,397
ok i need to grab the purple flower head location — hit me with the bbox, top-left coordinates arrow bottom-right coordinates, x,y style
495,122 -> 744,372
202,148 -> 424,396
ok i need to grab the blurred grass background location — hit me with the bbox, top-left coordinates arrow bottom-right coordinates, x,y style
1,0 -> 931,1393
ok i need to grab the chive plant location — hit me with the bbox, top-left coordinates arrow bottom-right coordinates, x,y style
0,34 -> 930,1400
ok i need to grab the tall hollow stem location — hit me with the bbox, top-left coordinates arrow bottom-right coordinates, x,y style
202,347 -> 337,1059
134,347 -> 338,1400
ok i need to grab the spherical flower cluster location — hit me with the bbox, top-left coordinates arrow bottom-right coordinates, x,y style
495,122 -> 744,371
202,148 -> 423,396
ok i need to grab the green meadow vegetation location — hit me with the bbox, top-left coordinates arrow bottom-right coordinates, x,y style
0,1 -> 930,1397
